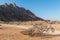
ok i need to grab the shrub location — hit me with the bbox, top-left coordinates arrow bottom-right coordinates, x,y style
21,24 -> 55,37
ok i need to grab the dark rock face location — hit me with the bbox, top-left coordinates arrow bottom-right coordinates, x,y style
0,3 -> 43,21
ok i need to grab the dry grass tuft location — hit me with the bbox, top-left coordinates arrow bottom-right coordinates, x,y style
21,24 -> 55,37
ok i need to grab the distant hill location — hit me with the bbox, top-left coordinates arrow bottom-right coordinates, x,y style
0,3 -> 43,21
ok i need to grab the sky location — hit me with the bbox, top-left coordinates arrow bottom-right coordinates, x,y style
0,0 -> 60,21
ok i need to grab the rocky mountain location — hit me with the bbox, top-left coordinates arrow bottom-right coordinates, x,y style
0,3 -> 43,21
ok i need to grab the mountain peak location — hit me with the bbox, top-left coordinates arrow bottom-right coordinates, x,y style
0,3 -> 43,22
9,3 -> 16,7
1,3 -> 16,8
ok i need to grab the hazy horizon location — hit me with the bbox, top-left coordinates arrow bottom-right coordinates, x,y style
0,0 -> 60,21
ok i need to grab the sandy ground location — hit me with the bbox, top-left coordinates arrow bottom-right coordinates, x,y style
0,23 -> 60,40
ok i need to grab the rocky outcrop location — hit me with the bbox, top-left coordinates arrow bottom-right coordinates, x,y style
0,3 -> 43,21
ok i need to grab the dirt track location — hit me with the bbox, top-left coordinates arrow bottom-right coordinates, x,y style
1,24 -> 60,36
0,24 -> 60,40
